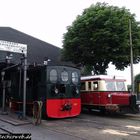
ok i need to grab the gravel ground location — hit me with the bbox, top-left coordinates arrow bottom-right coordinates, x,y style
0,110 -> 140,140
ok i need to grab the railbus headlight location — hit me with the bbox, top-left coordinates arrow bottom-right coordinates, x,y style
107,94 -> 112,98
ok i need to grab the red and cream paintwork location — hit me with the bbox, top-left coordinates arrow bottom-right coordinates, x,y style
81,75 -> 132,112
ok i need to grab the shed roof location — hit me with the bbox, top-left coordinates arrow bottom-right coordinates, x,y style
0,27 -> 61,65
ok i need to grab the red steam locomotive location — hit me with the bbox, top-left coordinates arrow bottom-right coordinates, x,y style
9,65 -> 81,118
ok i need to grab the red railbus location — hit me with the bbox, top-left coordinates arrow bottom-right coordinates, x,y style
81,75 -> 138,113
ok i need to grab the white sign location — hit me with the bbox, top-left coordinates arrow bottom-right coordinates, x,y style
0,40 -> 27,55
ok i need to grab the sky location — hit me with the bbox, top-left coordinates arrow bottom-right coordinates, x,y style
0,0 -> 140,84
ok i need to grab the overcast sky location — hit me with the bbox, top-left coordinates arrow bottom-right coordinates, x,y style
0,0 -> 140,84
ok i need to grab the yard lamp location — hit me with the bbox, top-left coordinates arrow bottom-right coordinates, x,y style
129,19 -> 134,94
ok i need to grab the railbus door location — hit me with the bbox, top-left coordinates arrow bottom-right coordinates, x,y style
81,81 -> 100,106
92,81 -> 100,105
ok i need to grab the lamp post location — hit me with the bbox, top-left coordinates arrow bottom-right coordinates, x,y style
22,53 -> 27,119
129,19 -> 134,94
1,71 -> 7,114
1,54 -> 13,115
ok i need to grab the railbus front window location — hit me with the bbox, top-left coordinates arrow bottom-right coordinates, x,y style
116,81 -> 126,91
105,81 -> 116,91
50,69 -> 57,82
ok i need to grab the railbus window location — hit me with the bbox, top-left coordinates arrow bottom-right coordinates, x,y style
93,82 -> 98,90
50,69 -> 57,82
88,82 -> 91,90
116,81 -> 126,91
105,81 -> 116,91
81,82 -> 85,90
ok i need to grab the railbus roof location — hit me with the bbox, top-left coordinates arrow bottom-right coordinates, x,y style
81,75 -> 126,81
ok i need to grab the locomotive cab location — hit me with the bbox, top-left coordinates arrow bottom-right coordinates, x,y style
46,66 -> 81,118
9,65 -> 81,118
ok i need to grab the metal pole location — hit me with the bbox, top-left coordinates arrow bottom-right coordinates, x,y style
2,82 -> 6,112
18,67 -> 22,97
1,71 -> 7,115
129,19 -> 134,94
23,54 -> 27,119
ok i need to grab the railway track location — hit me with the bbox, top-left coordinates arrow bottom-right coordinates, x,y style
43,113 -> 140,138
123,113 -> 140,120
0,112 -> 140,139
79,113 -> 140,137
81,110 -> 140,121
44,127 -> 87,140
44,119 -> 140,138
0,119 -> 20,134
0,127 -> 13,134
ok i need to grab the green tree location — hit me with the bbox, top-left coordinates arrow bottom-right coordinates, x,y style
62,3 -> 140,75
81,65 -> 93,75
